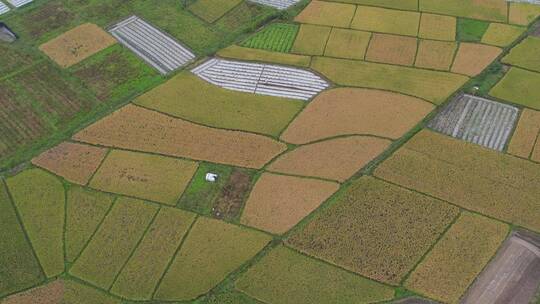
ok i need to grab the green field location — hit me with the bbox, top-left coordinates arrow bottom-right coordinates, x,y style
242,23 -> 299,52
490,67 -> 540,110
456,18 -> 490,42
502,37 -> 540,72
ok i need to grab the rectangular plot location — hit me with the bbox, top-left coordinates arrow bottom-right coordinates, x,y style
508,109 -> 540,158
6,0 -> 32,8
189,0 -> 242,23
502,36 -> 540,72
351,6 -> 420,36
0,1 -> 10,15
291,24 -> 331,56
490,67 -> 540,110
69,197 -> 159,289
109,16 -> 195,75
427,94 -> 518,151
324,28 -> 371,60
419,0 -> 508,22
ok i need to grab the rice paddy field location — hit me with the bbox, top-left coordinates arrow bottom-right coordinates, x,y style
1,0 -> 540,303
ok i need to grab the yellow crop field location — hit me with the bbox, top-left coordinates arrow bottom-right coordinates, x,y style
365,33 -> 418,66
324,28 -> 372,60
415,40 -> 457,70
295,0 -> 356,27
292,24 -> 331,56
419,13 -> 456,41
508,109 -> 540,159
351,6 -> 420,36
481,23 -> 525,47
509,2 -> 540,25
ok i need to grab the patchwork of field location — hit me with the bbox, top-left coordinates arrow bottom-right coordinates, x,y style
2,0 -> 540,303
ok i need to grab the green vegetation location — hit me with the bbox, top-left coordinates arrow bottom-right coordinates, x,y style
178,162 -> 234,215
456,18 -> 490,42
405,213 -> 508,303
490,67 -> 540,110
502,37 -> 540,72
155,217 -> 271,301
237,246 -> 395,303
287,176 -> 458,285
65,186 -> 115,262
111,207 -> 196,300
201,290 -> 264,304
218,45 -> 311,67
311,56 -> 469,104
134,72 -> 304,137
242,23 -> 299,53
0,181 -> 44,297
419,0 -> 508,22
189,0 -> 243,23
463,62 -> 507,96
6,169 -> 65,278
69,197 -> 159,289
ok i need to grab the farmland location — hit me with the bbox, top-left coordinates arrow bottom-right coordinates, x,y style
1,0 -> 540,303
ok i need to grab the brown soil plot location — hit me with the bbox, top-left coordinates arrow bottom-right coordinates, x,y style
0,280 -> 64,304
281,88 -> 434,144
89,150 -> 198,205
39,23 -> 116,68
508,109 -> 540,159
451,43 -> 502,76
268,136 -> 391,182
212,169 -> 253,221
31,141 -> 108,185
73,105 -> 286,169
241,173 -> 339,234
365,33 -> 418,66
415,40 -> 457,71
295,0 -> 356,28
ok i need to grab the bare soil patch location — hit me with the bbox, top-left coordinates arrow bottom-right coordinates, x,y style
365,33 -> 418,66
212,169 -> 254,221
73,105 -> 286,169
269,136 -> 391,182
40,23 -> 116,68
32,141 -> 108,185
241,173 -> 339,234
1,280 -> 64,304
281,88 -> 434,144
451,42 -> 502,76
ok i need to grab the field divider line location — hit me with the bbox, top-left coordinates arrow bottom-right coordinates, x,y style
1,179 -> 48,279
150,214 -> 199,300
108,205 -> 162,292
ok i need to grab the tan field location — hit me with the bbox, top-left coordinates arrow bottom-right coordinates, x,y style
0,280 -> 64,304
451,43 -> 502,76
39,23 -> 116,68
281,88 -> 434,144
291,24 -> 331,56
365,33 -> 418,66
418,13 -> 456,41
268,136 -> 391,182
415,40 -> 457,71
31,142 -> 108,185
508,109 -> 540,159
241,173 -> 339,234
295,0 -> 356,28
72,105 -> 286,169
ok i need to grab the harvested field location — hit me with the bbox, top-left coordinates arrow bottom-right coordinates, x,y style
39,23 -> 116,68
374,129 -> 540,232
134,72 -> 303,137
414,40 -> 457,70
268,136 -> 392,182
69,197 -> 159,290
508,109 -> 540,158
240,173 -> 339,234
509,2 -> 540,25
351,6 -> 420,37
177,163 -> 234,215
457,18 -> 490,42
218,45 -> 311,67
419,0 -> 508,22
90,150 -> 198,205
109,16 -> 195,75
489,67 -> 540,110
281,88 -> 434,144
294,0 -> 356,27
212,169 -> 254,221
241,23 -> 299,53
481,23 -> 526,47
154,217 -> 271,301
192,58 -> 329,100
31,142 -> 108,185
311,57 -> 468,104
365,33 -> 418,66
6,169 -> 65,278
324,28 -> 371,60
189,0 -> 243,23
419,13 -> 457,41
405,213 -> 508,303
111,207 -> 196,300
0,280 -> 63,304
71,44 -> 162,103
461,231 -> 540,304
427,94 -> 519,151
65,187 -> 114,263
502,36 -> 540,72
291,24 -> 331,56
236,246 -> 395,304
329,0 -> 417,10
0,182 -> 44,298
72,105 -> 287,169
451,43 -> 502,76
249,0 -> 301,10
287,176 -> 459,285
